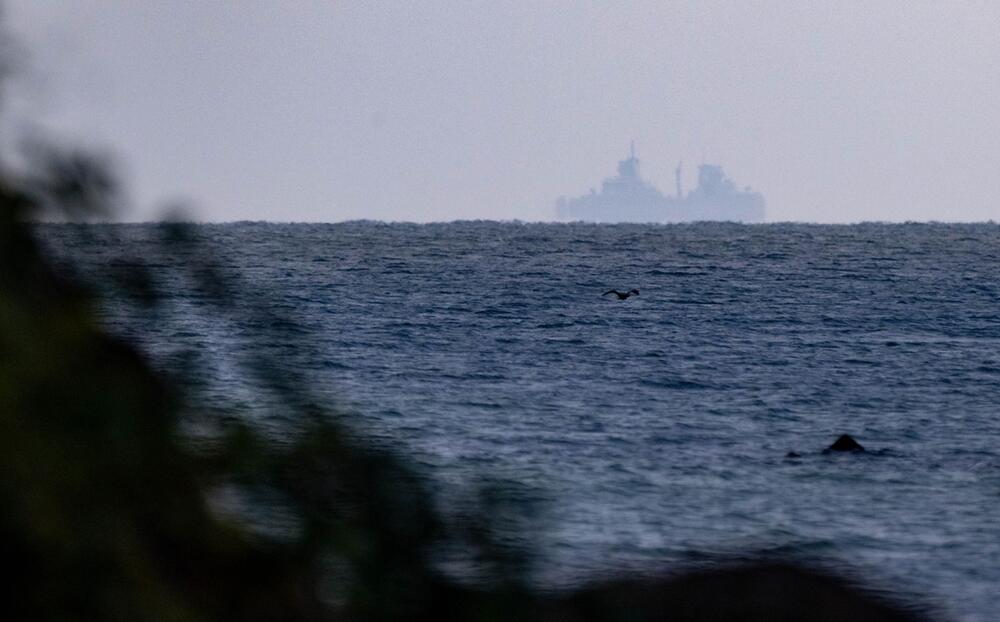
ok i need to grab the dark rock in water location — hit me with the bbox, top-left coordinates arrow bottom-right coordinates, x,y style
826,434 -> 865,453
785,451 -> 802,459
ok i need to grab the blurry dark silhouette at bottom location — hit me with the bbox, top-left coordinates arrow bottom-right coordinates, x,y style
540,561 -> 922,621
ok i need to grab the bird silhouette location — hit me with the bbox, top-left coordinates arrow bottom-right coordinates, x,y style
602,288 -> 640,300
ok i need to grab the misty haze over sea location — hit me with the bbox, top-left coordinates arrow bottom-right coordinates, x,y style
40,220 -> 1000,621
9,2 -> 1000,223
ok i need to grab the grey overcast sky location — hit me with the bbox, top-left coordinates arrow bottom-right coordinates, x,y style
5,1 -> 1000,222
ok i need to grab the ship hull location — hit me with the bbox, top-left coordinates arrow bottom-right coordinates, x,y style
557,194 -> 765,224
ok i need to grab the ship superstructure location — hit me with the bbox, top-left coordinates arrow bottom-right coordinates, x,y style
556,145 -> 765,223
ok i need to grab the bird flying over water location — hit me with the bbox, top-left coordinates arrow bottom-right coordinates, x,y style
602,289 -> 640,300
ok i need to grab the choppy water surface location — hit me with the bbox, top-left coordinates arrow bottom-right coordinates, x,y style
42,222 -> 1000,619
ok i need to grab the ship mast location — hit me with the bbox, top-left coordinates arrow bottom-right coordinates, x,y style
618,141 -> 640,181
675,161 -> 683,199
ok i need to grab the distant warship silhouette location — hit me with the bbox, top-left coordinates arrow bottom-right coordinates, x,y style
556,143 -> 765,223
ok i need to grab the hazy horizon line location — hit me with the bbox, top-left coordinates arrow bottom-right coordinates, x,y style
32,218 -> 1000,226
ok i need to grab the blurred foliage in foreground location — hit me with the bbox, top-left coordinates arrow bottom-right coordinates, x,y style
1,152 -> 529,620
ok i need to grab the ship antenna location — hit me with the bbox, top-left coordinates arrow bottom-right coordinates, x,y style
675,161 -> 683,199
630,140 -> 635,160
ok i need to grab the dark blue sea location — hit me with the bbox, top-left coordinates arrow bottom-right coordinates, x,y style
41,222 -> 1000,620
